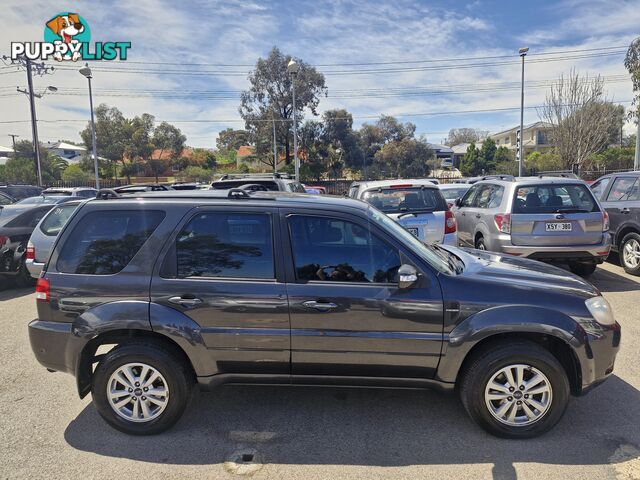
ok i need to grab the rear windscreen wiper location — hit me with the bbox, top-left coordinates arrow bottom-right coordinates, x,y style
554,208 -> 590,213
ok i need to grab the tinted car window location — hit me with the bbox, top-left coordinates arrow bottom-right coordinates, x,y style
513,184 -> 598,213
362,187 -> 446,213
4,207 -> 50,228
590,177 -> 611,200
78,190 -> 97,198
440,186 -> 470,201
606,177 -> 639,202
0,193 -> 13,205
176,212 -> 274,279
289,215 -> 401,283
57,210 -> 164,275
210,180 -> 279,191
40,203 -> 79,236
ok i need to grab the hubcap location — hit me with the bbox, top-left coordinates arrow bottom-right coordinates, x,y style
484,364 -> 552,427
107,362 -> 169,423
623,239 -> 640,269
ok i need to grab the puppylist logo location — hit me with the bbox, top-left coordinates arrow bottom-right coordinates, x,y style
11,12 -> 131,62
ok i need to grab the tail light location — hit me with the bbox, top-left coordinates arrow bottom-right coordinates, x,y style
26,241 -> 35,260
602,211 -> 609,232
445,209 -> 457,234
35,278 -> 50,302
494,213 -> 511,234
0,235 -> 9,246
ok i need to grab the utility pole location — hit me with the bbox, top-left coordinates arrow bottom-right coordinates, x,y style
635,120 -> 640,171
287,60 -> 300,182
79,64 -> 100,189
2,55 -> 54,186
272,111 -> 278,173
518,47 -> 529,177
8,134 -> 19,154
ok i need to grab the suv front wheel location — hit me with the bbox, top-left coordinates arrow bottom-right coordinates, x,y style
91,341 -> 193,435
459,341 -> 570,438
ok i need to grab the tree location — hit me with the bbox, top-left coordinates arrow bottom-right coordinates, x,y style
461,142 -> 481,176
175,166 -> 214,182
445,128 -> 488,146
359,115 -> 416,176
300,120 -> 328,181
62,164 -> 91,183
539,69 -> 620,169
322,109 -> 362,171
525,151 -> 563,172
239,47 -> 327,164
216,128 -> 251,152
374,138 -> 433,178
79,104 -> 129,176
624,37 -> 640,120
149,122 -> 186,181
479,137 -> 498,172
3,140 -> 67,184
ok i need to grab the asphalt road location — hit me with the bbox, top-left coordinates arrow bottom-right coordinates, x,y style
0,260 -> 639,480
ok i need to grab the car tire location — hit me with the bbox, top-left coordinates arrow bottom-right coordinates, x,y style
475,236 -> 486,251
568,262 -> 597,277
91,341 -> 193,435
619,232 -> 640,276
459,341 -> 570,439
15,259 -> 36,288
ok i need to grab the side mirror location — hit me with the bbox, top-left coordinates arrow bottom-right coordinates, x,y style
398,264 -> 418,290
455,197 -> 463,207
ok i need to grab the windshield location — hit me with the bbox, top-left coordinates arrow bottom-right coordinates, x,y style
15,196 -> 68,205
367,206 -> 460,275
513,184 -> 598,214
362,187 -> 446,214
440,186 -> 471,201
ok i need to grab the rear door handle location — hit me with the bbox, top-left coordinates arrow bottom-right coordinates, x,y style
475,214 -> 481,219
302,300 -> 338,312
168,296 -> 203,307
461,212 -> 466,216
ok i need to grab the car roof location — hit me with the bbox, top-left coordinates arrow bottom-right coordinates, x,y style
438,183 -> 471,189
473,176 -> 588,187
85,189 -> 368,211
43,187 -> 96,192
356,179 -> 439,190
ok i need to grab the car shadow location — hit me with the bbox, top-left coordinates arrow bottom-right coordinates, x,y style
64,375 -> 640,478
590,266 -> 640,293
0,286 -> 34,301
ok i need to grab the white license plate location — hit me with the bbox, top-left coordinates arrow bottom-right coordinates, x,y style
407,227 -> 419,237
545,222 -> 572,232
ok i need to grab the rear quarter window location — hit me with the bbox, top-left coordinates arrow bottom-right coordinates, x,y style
56,210 -> 165,275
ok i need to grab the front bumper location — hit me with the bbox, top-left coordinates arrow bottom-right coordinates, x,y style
573,320 -> 621,395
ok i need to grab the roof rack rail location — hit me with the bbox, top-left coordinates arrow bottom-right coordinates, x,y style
227,188 -> 251,199
480,174 -> 516,181
216,172 -> 291,181
537,172 -> 579,179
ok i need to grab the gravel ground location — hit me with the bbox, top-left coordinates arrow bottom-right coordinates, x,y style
0,260 -> 638,480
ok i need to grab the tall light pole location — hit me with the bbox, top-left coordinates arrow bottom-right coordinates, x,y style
635,116 -> 640,171
518,47 -> 529,177
287,59 -> 300,181
79,64 -> 100,189
272,110 -> 278,173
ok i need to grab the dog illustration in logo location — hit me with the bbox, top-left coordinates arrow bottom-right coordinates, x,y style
46,13 -> 84,61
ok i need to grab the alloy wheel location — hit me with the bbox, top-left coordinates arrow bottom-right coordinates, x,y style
107,362 -> 169,423
623,239 -> 640,269
484,364 -> 552,427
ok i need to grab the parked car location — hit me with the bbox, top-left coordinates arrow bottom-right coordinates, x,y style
590,172 -> 640,275
0,191 -> 16,207
26,200 -> 84,278
42,187 -> 98,198
348,179 -> 439,199
211,173 -> 305,193
453,176 -> 610,276
29,189 -> 620,437
354,179 -> 457,245
0,195 -> 76,222
0,204 -> 54,287
304,185 -> 327,194
438,183 -> 472,207
0,184 -> 42,200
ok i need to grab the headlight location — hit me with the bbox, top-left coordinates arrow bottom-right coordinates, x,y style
585,296 -> 615,326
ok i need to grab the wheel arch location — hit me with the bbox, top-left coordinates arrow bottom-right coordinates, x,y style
615,224 -> 640,248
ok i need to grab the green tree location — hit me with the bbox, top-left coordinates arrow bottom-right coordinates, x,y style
479,137 -> 498,172
149,121 -> 186,181
358,115 -> 416,176
461,142 -> 481,176
80,104 -> 129,176
525,151 -> 563,172
625,37 -> 640,119
300,120 -> 328,181
239,47 -> 327,164
62,164 -> 91,183
374,138 -> 433,178
216,128 -> 251,152
322,109 -> 362,171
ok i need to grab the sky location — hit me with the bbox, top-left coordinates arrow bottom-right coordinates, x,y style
0,0 -> 638,150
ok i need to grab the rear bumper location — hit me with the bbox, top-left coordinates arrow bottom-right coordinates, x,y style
497,235 -> 611,262
25,258 -> 44,278
28,320 -> 85,375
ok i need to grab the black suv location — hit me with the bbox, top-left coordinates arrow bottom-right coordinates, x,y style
211,173 -> 306,192
591,172 -> 640,275
29,190 -> 620,438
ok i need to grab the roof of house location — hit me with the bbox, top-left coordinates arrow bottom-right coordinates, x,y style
490,121 -> 553,137
450,142 -> 484,154
0,145 -> 13,154
426,143 -> 454,154
45,141 -> 86,151
236,145 -> 254,158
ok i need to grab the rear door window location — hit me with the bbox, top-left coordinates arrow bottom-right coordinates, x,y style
460,184 -> 479,207
513,184 -> 598,213
605,177 -> 639,202
56,210 -> 165,274
590,177 -> 611,200
175,212 -> 274,279
40,203 -> 79,236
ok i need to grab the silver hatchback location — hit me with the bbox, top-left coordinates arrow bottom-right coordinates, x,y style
452,177 -> 610,276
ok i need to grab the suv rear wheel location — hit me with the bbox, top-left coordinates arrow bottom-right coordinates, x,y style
620,232 -> 640,276
568,261 -> 597,277
91,341 -> 193,435
459,341 -> 569,438
475,236 -> 486,250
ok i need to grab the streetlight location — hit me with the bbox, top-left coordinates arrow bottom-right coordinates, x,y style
518,47 -> 529,177
287,59 -> 300,182
79,63 -> 100,189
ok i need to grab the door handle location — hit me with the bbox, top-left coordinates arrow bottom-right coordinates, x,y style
168,296 -> 203,307
620,207 -> 631,214
475,214 -> 481,219
461,212 -> 466,216
302,300 -> 338,312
